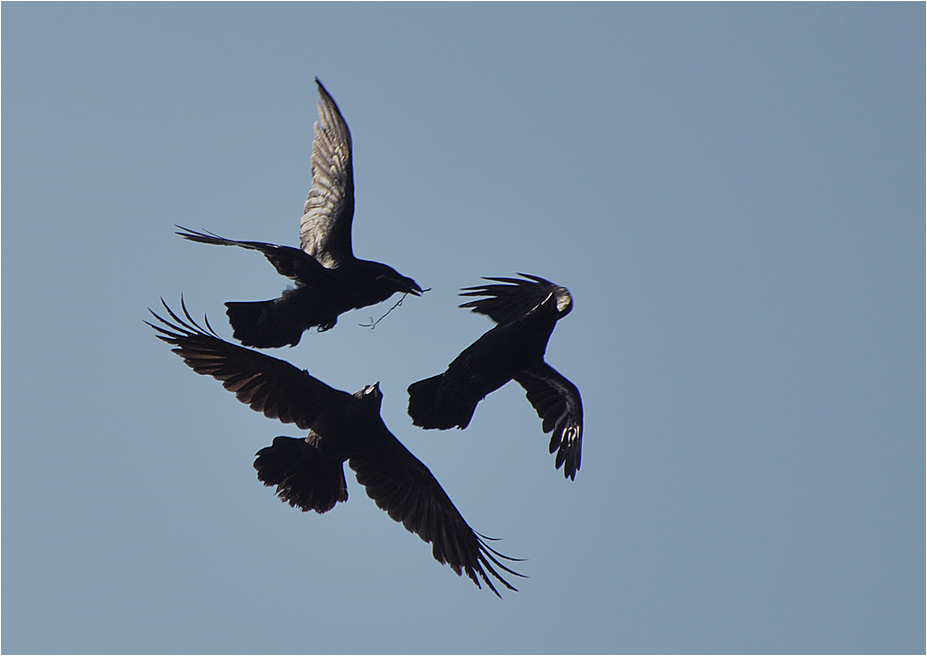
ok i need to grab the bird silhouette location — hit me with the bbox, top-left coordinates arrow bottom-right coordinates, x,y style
177,78 -> 421,348
407,274 -> 583,480
148,299 -> 521,596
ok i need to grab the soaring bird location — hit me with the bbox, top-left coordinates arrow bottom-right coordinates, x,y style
148,299 -> 520,596
407,274 -> 584,480
178,78 -> 422,348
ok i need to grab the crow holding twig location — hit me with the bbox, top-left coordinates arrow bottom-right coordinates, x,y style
178,79 -> 421,348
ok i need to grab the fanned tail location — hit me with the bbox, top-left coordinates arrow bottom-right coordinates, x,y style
254,436 -> 347,513
407,375 -> 477,430
225,299 -> 305,349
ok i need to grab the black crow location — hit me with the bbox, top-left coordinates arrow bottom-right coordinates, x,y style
407,274 -> 583,480
177,78 -> 422,348
148,299 -> 521,596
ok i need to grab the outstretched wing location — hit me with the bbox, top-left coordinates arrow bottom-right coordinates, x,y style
515,362 -> 584,481
349,435 -> 524,597
299,78 -> 355,269
460,273 -> 570,326
177,226 -> 327,283
147,298 -> 350,429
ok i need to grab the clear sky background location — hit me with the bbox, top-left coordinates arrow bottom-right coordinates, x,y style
3,3 -> 924,654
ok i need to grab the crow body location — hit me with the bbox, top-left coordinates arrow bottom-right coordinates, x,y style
148,299 -> 521,596
407,274 -> 584,480
178,78 -> 421,348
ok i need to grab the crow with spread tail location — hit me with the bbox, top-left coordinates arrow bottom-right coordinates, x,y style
148,299 -> 521,596
407,274 -> 584,480
178,78 -> 422,348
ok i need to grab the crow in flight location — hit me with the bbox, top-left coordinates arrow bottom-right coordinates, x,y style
148,299 -> 520,596
407,274 -> 584,480
178,78 -> 422,348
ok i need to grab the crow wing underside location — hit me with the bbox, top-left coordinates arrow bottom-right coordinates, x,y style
459,274 -> 560,326
348,435 -> 523,597
300,79 -> 355,269
147,298 -> 351,430
177,226 -> 328,283
515,362 -> 584,480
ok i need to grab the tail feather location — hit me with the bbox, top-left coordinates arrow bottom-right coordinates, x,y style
254,436 -> 347,513
226,299 -> 305,348
407,375 -> 477,430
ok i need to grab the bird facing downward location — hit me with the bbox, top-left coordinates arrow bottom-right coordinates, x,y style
177,78 -> 422,348
407,274 -> 584,480
148,298 -> 521,596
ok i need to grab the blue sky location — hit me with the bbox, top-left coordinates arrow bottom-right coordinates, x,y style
3,3 -> 924,653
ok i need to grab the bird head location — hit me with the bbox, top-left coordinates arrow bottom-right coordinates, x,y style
357,382 -> 383,409
362,259 -> 423,297
377,269 -> 423,297
553,286 -> 573,318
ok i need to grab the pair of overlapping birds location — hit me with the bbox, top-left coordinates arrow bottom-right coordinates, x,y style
149,79 -> 582,597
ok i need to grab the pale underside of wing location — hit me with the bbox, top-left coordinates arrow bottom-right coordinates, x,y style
300,79 -> 355,269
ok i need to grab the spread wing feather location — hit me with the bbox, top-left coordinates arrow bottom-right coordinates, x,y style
515,363 -> 584,481
299,78 -> 355,268
349,439 -> 524,597
459,273 -> 560,325
176,226 -> 327,283
147,298 -> 349,430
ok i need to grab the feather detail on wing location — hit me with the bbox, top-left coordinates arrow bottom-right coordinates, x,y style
515,363 -> 584,480
349,438 -> 524,597
460,273 -> 572,325
147,297 -> 349,430
176,226 -> 327,282
300,78 -> 355,268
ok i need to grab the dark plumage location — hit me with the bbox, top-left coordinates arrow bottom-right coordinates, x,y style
178,78 -> 421,348
407,274 -> 584,480
148,299 -> 521,596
